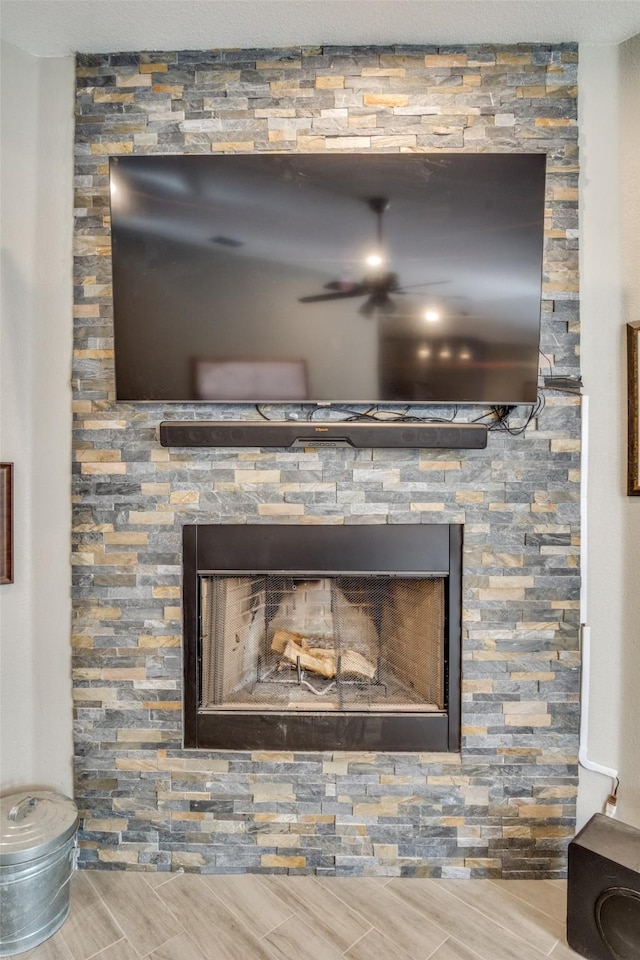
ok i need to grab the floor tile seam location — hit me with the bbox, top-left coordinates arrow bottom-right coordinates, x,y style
438,935 -> 487,960
170,872 -> 294,953
50,930 -> 76,960
485,879 -> 565,925
430,882 -> 563,952
141,871 -> 183,892
384,880 -> 552,960
64,934 -> 128,960
256,913 -> 321,960
311,875 -> 448,947
253,872 -> 375,948
72,874 -> 130,960
85,872 -> 189,958
255,901 -> 369,958
200,873 -> 296,938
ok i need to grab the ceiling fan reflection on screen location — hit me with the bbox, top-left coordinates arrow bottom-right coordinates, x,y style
298,196 -> 451,318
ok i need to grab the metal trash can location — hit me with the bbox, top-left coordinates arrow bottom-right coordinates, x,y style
0,792 -> 78,956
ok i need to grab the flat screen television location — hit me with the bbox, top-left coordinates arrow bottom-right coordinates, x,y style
109,152 -> 546,405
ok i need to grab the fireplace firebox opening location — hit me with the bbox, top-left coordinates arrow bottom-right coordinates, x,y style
183,524 -> 462,752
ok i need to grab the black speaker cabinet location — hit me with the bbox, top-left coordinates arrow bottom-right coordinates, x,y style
567,813 -> 640,959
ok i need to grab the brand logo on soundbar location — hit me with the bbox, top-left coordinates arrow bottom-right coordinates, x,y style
314,427 -> 329,432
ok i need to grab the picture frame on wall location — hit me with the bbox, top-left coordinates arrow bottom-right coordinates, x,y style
0,463 -> 13,584
628,322 -> 640,496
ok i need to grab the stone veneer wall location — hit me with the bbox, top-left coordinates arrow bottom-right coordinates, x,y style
72,43 -> 581,878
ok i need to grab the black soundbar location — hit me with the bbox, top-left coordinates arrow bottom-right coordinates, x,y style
159,420 -> 488,449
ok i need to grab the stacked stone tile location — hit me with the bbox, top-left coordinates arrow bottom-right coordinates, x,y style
73,44 -> 581,877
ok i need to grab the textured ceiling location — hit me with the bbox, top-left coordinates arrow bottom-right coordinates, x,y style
1,0 -> 639,57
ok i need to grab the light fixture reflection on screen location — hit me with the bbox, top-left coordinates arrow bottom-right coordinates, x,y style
418,346 -> 431,359
424,309 -> 440,322
366,253 -> 384,268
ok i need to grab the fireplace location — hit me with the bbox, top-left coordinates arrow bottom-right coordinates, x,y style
183,524 -> 461,752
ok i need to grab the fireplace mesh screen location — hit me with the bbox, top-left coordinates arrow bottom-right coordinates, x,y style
200,575 -> 445,712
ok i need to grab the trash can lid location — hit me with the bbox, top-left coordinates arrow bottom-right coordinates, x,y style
0,792 -> 78,865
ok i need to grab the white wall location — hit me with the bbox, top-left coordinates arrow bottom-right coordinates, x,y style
578,37 -> 640,827
0,41 -> 75,796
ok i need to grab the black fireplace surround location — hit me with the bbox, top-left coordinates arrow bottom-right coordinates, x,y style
182,524 -> 462,752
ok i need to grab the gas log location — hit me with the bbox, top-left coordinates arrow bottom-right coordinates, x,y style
271,629 -> 376,681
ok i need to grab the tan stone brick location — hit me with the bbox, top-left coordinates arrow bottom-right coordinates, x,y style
315,76 -> 344,89
152,85 -> 184,96
348,114 -> 377,128
211,141 -> 255,152
235,470 -> 281,484
78,604 -> 121,620
93,92 -> 136,103
536,118 -> 574,127
352,800 -> 400,817
153,586 -> 181,599
462,679 -> 494,694
116,73 -> 152,87
261,855 -> 306,868
410,503 -> 446,511
257,833 -> 301,847
362,68 -> 406,77
503,701 -> 547,715
258,503 -> 305,516
172,852 -> 206,867
269,82 -> 314,98
478,587 -> 525,601
75,449 -> 121,462
505,714 -> 552,727
163,606 -> 182,621
104,532 -> 148,545
73,306 -> 101,318
169,491 -> 199,504
363,94 -> 409,107
138,635 -> 181,648
456,491 -> 484,503
253,782 -> 296,802
296,136 -> 327,150
518,804 -> 564,819
84,420 -> 126,430
81,462 -> 127,475
550,438 -> 580,452
504,825 -> 533,838
252,752 -> 295,762
517,85 -> 547,97
489,575 -> 534,588
115,757 -> 159,771
101,668 -> 146,680
93,552 -> 138,566
90,141 -> 134,155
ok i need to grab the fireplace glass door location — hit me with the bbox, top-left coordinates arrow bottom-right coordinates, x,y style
200,575 -> 445,713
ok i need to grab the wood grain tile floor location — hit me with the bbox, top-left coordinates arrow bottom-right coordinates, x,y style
22,872 -> 584,960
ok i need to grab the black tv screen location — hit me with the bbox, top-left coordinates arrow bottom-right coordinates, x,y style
109,152 -> 546,405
